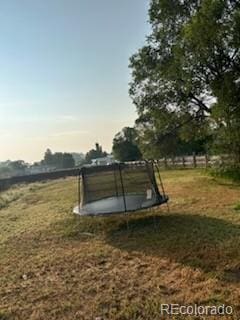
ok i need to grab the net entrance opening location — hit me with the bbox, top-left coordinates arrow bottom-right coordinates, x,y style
73,162 -> 168,216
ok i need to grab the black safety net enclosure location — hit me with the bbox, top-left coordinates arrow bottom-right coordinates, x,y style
73,161 -> 168,216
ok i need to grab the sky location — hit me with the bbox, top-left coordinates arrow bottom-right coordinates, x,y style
0,0 -> 150,162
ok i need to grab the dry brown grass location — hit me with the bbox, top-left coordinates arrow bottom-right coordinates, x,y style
0,170 -> 240,319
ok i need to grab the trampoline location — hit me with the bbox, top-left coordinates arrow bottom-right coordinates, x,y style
73,161 -> 168,216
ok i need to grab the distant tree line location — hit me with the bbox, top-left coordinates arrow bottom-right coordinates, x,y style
42,144 -> 109,167
0,144 -> 111,178
0,160 -> 29,178
42,149 -> 75,169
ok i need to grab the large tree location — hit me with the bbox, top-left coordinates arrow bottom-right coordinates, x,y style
129,0 -> 240,160
135,108 -> 211,158
112,127 -> 142,161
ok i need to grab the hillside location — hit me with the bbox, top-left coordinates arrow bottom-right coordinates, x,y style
0,170 -> 240,320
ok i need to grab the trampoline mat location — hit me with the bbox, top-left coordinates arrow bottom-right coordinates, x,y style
73,194 -> 160,216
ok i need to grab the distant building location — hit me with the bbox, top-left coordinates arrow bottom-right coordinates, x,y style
91,155 -> 116,166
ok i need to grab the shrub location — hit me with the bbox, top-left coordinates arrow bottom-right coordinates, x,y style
210,164 -> 240,182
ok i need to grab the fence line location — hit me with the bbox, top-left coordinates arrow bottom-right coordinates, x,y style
162,154 -> 233,168
126,154 -> 229,169
0,155 -> 228,192
155,154 -> 221,169
0,168 -> 79,191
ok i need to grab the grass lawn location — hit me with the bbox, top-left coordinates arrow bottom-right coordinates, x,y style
0,169 -> 240,320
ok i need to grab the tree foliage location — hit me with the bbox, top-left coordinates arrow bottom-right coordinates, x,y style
0,160 -> 29,178
112,127 -> 142,161
43,149 -> 75,169
129,0 -> 240,160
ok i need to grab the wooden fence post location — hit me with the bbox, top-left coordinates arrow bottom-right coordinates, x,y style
182,156 -> 185,168
193,153 -> 197,168
164,157 -> 167,169
205,154 -> 209,168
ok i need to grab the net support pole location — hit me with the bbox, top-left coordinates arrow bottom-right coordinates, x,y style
154,161 -> 166,199
154,161 -> 169,212
119,163 -> 127,213
113,164 -> 119,197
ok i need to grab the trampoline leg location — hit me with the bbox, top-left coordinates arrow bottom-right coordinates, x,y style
166,202 -> 170,213
151,208 -> 158,230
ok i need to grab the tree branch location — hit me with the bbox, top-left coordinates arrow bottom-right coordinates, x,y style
188,93 -> 212,114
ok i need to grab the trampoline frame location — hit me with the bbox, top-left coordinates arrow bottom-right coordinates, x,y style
74,160 -> 168,216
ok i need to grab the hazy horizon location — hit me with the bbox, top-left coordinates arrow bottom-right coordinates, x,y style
0,0 -> 150,162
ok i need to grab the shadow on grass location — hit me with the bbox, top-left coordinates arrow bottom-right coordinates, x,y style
11,211 -> 239,276
106,213 -> 240,273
